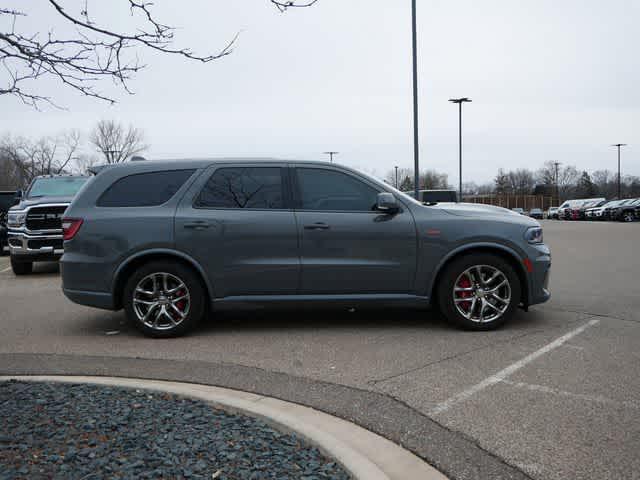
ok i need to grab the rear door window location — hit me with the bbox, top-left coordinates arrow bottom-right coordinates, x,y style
195,167 -> 285,209
97,170 -> 195,207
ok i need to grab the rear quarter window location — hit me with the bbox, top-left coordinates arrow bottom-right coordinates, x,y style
97,169 -> 195,207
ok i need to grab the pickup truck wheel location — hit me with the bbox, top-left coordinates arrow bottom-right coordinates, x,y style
123,261 -> 205,338
438,254 -> 521,331
11,258 -> 33,275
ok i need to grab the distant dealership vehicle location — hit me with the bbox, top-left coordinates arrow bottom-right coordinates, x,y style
511,207 -> 526,215
574,199 -> 606,220
610,198 -> 640,222
529,208 -> 543,219
7,175 -> 89,275
558,198 -> 604,220
547,207 -> 559,219
60,160 -> 550,337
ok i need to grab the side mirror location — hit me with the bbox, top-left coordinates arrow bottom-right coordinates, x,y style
376,192 -> 399,213
13,190 -> 22,205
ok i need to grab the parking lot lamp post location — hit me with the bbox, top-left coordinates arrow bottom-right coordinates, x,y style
411,0 -> 420,200
449,97 -> 472,201
611,144 -> 627,199
323,151 -> 339,163
553,161 -> 561,205
395,166 -> 399,188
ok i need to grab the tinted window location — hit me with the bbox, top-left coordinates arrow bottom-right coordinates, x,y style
97,170 -> 195,207
196,167 -> 284,209
296,168 -> 379,211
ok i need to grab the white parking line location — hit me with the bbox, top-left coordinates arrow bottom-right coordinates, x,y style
0,266 -> 11,273
500,379 -> 640,410
430,318 -> 600,415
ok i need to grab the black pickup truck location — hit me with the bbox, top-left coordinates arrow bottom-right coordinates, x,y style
6,174 -> 88,274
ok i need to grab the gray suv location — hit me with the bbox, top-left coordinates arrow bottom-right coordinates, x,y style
60,160 -> 550,337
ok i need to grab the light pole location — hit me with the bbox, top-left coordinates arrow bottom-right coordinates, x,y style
411,0 -> 420,200
395,166 -> 399,188
449,97 -> 472,201
611,144 -> 627,199
553,161 -> 561,206
323,151 -> 339,163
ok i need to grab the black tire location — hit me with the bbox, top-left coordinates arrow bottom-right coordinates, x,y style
437,254 -> 521,331
123,260 -> 206,338
11,257 -> 33,275
622,211 -> 634,223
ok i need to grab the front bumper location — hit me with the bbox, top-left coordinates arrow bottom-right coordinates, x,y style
8,230 -> 64,260
527,243 -> 551,306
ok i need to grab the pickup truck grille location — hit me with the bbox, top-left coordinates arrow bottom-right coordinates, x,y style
25,206 -> 67,231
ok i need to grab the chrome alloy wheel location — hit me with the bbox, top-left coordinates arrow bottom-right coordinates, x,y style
453,265 -> 511,323
132,272 -> 191,330
623,212 -> 634,222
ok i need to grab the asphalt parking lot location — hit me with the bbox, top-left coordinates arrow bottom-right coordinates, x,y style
1,220 -> 639,480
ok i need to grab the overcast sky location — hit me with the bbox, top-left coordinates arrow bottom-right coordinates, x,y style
2,0 -> 639,183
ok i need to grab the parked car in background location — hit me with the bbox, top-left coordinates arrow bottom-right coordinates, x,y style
529,208 -> 544,219
600,199 -> 634,221
558,198 -> 605,220
511,207 -> 526,215
60,159 -> 550,337
547,207 -> 559,219
610,198 -> 640,222
0,190 -> 18,255
574,199 -> 607,220
7,174 -> 89,275
589,200 -> 621,220
568,198 -> 605,220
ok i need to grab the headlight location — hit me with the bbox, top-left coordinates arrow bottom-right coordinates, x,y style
7,211 -> 26,228
524,226 -> 543,244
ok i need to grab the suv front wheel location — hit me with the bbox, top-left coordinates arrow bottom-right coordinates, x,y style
438,254 -> 521,330
123,260 -> 206,338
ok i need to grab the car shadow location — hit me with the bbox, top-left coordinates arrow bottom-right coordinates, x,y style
76,304 -> 544,340
31,262 -> 60,275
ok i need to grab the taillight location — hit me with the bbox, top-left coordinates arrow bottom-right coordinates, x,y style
62,218 -> 83,241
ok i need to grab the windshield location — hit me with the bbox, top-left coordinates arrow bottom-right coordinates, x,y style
27,177 -> 88,198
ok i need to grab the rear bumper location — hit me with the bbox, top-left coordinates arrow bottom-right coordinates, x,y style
62,287 -> 116,310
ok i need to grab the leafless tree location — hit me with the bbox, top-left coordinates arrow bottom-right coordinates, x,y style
0,130 -> 82,186
1,1 -> 319,108
90,120 -> 147,164
384,168 -> 449,191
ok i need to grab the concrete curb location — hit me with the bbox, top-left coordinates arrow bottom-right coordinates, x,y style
1,375 -> 447,480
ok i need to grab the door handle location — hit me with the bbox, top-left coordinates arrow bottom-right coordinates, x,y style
304,222 -> 330,230
184,221 -> 210,230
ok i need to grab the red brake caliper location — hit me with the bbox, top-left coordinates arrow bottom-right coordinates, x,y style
457,276 -> 473,312
173,289 -> 186,319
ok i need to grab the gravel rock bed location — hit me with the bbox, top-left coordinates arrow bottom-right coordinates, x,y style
0,380 -> 351,480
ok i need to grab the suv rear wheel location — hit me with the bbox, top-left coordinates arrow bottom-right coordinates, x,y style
11,257 -> 33,275
438,254 -> 521,330
123,260 -> 206,338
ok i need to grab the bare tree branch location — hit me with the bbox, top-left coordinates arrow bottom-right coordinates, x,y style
0,1 -> 239,108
